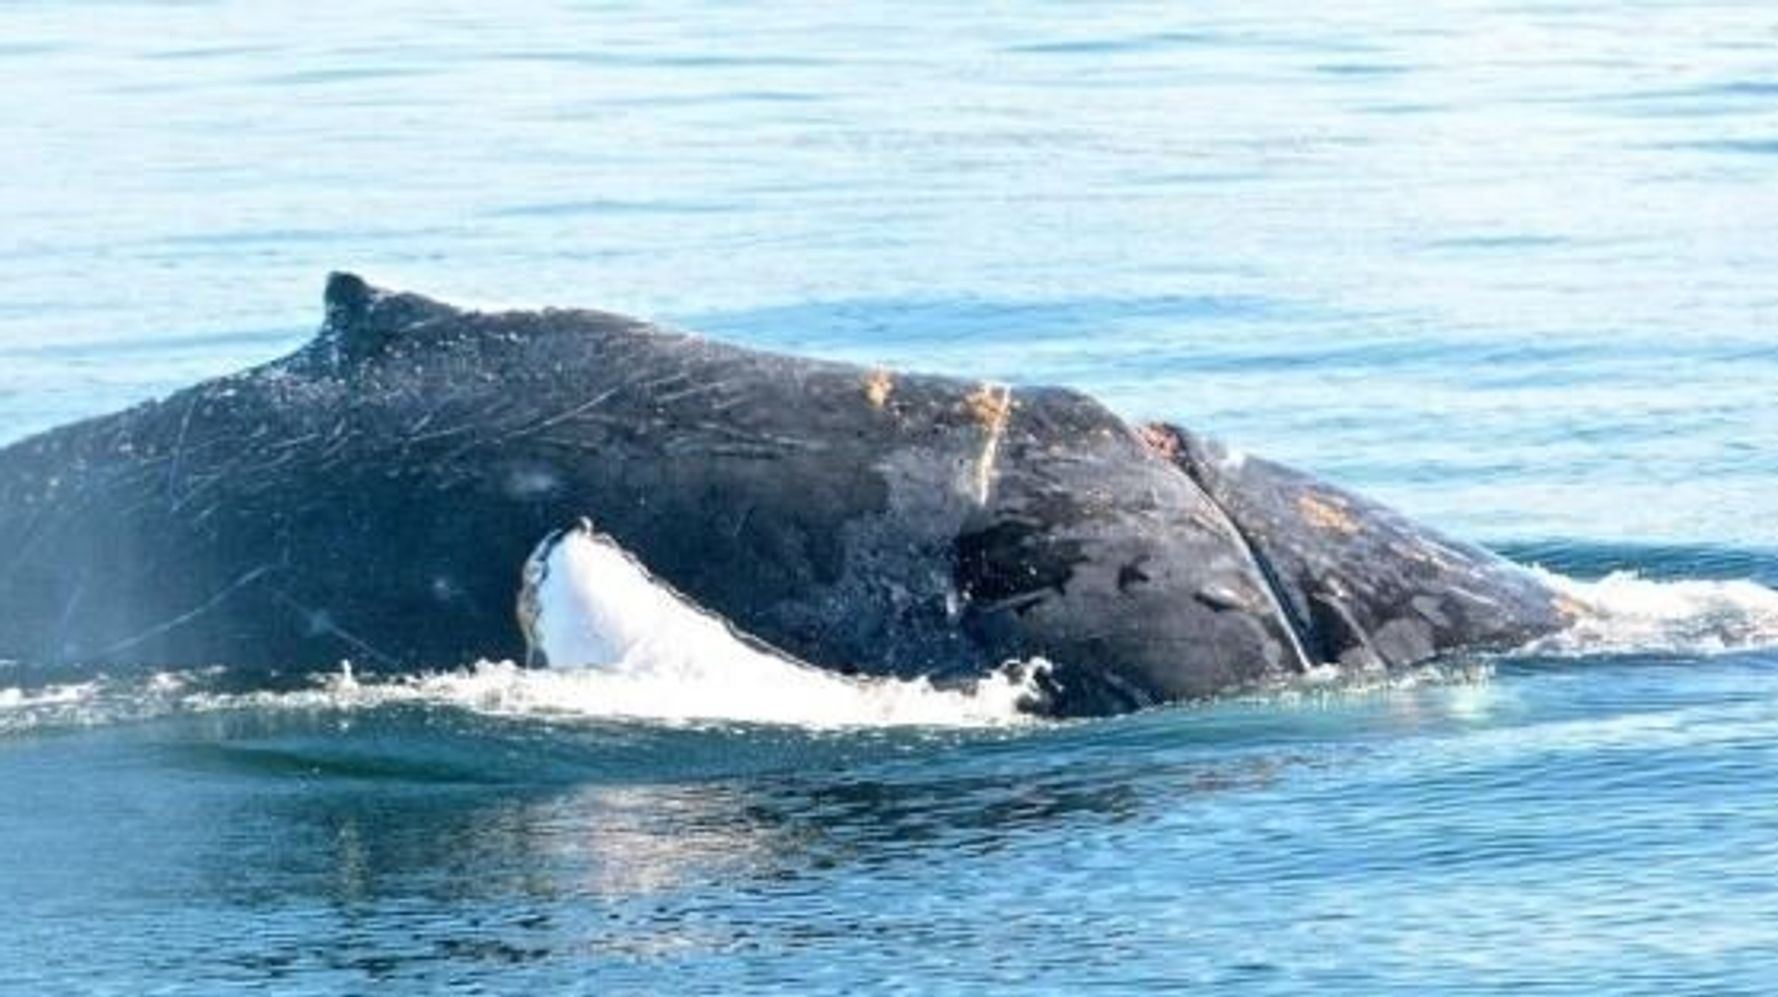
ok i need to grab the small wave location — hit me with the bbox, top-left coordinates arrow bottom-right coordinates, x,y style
0,681 -> 100,709
1529,567 -> 1778,655
0,673 -> 186,734
2,658 -> 1043,736
187,659 -> 1042,731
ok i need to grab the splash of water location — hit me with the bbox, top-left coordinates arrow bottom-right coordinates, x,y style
342,658 -> 1041,729
0,677 -> 157,734
1530,566 -> 1778,655
0,657 -> 1045,735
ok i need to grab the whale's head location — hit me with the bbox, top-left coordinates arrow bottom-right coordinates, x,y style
1141,421 -> 1569,671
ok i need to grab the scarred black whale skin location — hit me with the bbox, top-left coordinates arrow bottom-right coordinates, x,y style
0,275 -> 1571,715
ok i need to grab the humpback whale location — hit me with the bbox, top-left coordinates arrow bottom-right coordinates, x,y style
0,275 -> 1573,716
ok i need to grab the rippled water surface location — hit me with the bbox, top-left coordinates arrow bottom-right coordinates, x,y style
3,0 -> 1778,993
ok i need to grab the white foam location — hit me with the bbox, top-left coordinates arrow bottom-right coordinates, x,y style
0,681 -> 100,711
0,679 -> 131,734
1528,566 -> 1778,655
390,657 -> 1040,729
160,657 -> 1041,731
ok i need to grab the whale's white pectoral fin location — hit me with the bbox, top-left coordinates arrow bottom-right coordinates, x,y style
517,520 -> 803,675
518,521 -> 662,670
501,521 -> 1043,727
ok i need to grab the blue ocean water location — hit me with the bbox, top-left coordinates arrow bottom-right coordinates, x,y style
3,0 -> 1778,993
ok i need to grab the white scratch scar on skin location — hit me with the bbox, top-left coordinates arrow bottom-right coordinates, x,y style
966,383 -> 1013,505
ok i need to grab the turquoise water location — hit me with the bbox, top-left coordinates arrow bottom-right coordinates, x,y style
4,0 -> 1778,992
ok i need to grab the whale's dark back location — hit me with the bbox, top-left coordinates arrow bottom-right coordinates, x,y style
0,275 -> 1567,715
